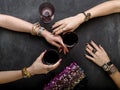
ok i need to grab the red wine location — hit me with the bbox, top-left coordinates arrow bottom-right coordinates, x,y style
43,50 -> 59,65
39,2 -> 55,23
62,32 -> 78,47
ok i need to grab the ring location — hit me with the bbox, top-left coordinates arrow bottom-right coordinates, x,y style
62,28 -> 66,31
92,48 -> 97,54
47,68 -> 51,71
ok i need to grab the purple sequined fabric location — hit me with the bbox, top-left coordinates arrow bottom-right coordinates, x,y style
44,62 -> 85,90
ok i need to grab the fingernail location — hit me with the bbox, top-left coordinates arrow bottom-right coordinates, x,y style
86,43 -> 88,45
44,50 -> 47,52
59,59 -> 62,63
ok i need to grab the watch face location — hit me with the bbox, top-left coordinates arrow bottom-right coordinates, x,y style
102,64 -> 109,71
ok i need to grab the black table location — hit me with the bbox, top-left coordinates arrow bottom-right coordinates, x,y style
0,0 -> 120,90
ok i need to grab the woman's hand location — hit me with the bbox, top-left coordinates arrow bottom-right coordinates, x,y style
52,13 -> 85,35
27,50 -> 62,75
41,30 -> 69,54
85,41 -> 110,67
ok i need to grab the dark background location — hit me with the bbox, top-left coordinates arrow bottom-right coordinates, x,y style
0,0 -> 120,90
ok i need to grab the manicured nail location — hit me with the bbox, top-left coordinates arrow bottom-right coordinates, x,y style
86,43 -> 88,45
59,59 -> 62,62
44,50 -> 47,52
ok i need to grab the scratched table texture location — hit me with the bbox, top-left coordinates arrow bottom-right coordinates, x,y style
0,0 -> 120,90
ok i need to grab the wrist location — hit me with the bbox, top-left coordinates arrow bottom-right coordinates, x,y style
31,22 -> 46,37
40,30 -> 51,38
101,61 -> 118,75
21,67 -> 32,78
75,13 -> 85,24
27,66 -> 35,76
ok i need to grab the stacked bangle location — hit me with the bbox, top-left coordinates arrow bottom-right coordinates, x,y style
31,22 -> 45,36
82,12 -> 91,22
31,22 -> 40,35
22,67 -> 31,78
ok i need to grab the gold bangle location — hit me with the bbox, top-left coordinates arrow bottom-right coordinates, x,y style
31,22 -> 41,35
22,67 -> 31,78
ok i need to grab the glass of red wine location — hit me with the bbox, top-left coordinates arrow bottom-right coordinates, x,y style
62,32 -> 78,48
43,49 -> 60,65
39,2 -> 55,23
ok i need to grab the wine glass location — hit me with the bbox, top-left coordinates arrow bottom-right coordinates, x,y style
39,2 -> 55,23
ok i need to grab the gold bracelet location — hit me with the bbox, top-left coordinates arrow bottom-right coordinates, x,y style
22,67 -> 31,78
31,22 -> 41,35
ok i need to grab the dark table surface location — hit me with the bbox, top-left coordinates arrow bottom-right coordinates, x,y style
0,0 -> 120,90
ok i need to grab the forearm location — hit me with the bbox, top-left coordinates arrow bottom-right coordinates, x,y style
109,71 -> 120,89
85,0 -> 120,19
0,70 -> 22,84
0,67 -> 35,84
0,14 -> 33,34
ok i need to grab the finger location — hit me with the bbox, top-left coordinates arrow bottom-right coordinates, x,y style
63,45 -> 69,54
86,43 -> 93,51
59,48 -> 62,53
49,59 -> 62,71
85,47 -> 96,57
51,41 -> 61,48
99,45 -> 105,52
54,36 -> 69,54
38,50 -> 46,62
53,24 -> 66,34
90,41 -> 100,51
54,28 -> 66,35
52,21 -> 62,29
59,38 -> 69,54
85,54 -> 95,61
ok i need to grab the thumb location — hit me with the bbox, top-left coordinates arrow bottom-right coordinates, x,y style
49,59 -> 62,70
37,50 -> 46,62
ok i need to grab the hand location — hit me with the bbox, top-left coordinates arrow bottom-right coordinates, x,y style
85,41 -> 110,67
41,30 -> 69,54
27,50 -> 62,75
52,13 -> 85,35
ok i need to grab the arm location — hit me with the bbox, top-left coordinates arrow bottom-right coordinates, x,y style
52,0 -> 120,35
84,0 -> 120,19
85,41 -> 120,89
0,14 -> 68,54
0,51 -> 61,84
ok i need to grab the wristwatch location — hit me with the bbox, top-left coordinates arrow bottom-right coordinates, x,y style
102,61 -> 118,75
82,12 -> 91,22
37,26 -> 45,37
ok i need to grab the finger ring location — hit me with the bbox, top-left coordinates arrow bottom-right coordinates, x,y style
92,48 -> 97,54
47,68 -> 51,71
62,28 -> 66,31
